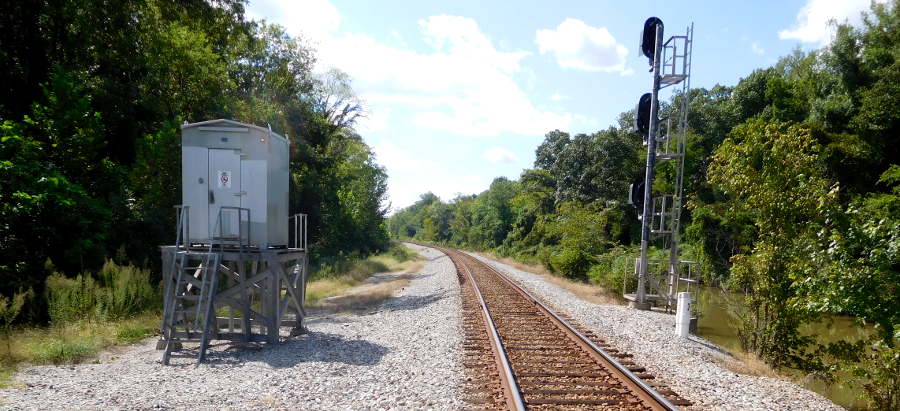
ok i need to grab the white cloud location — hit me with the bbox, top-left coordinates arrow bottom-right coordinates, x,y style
466,173 -> 481,181
751,42 -> 765,54
620,67 -> 634,76
390,30 -> 407,47
359,107 -> 390,132
371,140 -> 437,171
535,19 -> 628,72
246,0 -> 340,40
574,114 -> 598,126
551,93 -> 566,100
316,15 -> 570,137
779,0 -> 887,45
483,147 -> 520,164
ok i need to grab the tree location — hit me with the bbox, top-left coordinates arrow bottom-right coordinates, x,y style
708,120 -> 837,370
551,128 -> 641,206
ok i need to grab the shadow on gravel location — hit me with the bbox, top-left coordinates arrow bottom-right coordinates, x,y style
379,288 -> 450,312
687,336 -> 729,355
192,332 -> 389,369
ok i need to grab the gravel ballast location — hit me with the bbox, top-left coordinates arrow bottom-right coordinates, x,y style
0,244 -> 463,411
1,244 -> 844,410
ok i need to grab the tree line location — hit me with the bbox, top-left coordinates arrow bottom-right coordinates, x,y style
0,0 -> 391,319
389,3 -> 900,407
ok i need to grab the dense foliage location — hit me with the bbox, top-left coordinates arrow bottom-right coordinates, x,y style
0,0 -> 390,320
389,2 -> 900,406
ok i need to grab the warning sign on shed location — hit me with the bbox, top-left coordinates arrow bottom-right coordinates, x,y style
218,171 -> 231,188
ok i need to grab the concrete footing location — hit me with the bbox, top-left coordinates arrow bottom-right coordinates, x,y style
629,301 -> 652,310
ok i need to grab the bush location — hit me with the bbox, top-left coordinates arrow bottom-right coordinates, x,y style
850,340 -> 900,411
588,246 -> 631,291
387,243 -> 413,262
95,260 -> 157,321
45,260 -> 158,325
45,270 -> 98,325
550,248 -> 594,281
0,288 -> 33,355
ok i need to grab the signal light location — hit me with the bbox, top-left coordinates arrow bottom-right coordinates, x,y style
628,178 -> 645,210
634,93 -> 652,144
640,17 -> 664,67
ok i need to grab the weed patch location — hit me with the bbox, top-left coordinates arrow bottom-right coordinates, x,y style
717,349 -> 790,381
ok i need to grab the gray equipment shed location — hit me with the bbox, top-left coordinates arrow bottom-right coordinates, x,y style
181,119 -> 289,248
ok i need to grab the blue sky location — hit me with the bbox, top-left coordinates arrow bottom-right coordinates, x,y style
246,0 -> 882,212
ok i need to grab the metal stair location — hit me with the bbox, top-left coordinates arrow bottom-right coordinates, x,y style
161,251 -> 221,365
160,206 -> 250,365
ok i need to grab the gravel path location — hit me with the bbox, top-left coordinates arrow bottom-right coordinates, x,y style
467,252 -> 844,411
1,244 -> 844,411
0,244 -> 463,411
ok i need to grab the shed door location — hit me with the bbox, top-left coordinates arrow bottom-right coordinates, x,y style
208,149 -> 242,240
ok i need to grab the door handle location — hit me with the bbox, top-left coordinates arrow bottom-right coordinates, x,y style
209,190 -> 215,204
235,191 -> 247,196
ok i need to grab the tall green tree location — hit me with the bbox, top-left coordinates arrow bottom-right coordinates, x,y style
708,121 -> 837,370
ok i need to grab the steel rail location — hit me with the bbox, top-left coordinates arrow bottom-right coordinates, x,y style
463,250 -> 682,411
416,241 -> 684,411
446,250 -> 526,411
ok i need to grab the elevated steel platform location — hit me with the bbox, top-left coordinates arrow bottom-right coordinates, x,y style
158,245 -> 308,364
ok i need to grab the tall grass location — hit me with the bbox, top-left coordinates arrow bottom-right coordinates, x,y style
45,260 -> 159,325
1,260 -> 161,387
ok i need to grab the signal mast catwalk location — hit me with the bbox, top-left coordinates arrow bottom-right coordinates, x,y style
624,19 -> 699,312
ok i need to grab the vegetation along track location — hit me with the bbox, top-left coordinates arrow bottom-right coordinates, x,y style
424,244 -> 692,410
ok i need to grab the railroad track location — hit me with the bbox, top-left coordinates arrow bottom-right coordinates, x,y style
424,244 -> 692,410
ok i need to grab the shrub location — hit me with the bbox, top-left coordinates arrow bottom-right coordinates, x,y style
95,260 -> 157,320
0,288 -> 33,355
550,248 -> 594,281
850,340 -> 900,411
45,260 -> 158,325
45,271 -> 98,325
387,243 -> 413,262
588,246 -> 631,292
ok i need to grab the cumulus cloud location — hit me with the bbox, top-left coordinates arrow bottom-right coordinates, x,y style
535,19 -> 628,72
483,147 -> 520,164
573,114 -> 597,126
371,140 -> 437,171
751,42 -> 765,54
779,0 -> 887,45
245,0 -> 340,40
314,15 -> 570,137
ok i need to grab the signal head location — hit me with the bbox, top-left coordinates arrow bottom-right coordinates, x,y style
634,92 -> 653,139
640,17 -> 664,65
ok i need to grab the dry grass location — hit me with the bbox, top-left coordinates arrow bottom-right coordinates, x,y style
305,247 -> 424,314
305,250 -> 422,305
473,252 -> 625,306
308,261 -> 424,314
716,349 -> 794,381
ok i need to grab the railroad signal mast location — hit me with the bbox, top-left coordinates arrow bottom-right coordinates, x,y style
624,18 -> 697,311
